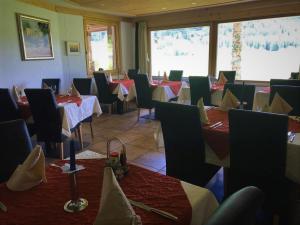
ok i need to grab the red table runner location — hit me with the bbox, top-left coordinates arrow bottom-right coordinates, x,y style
202,108 -> 300,160
56,95 -> 82,107
151,80 -> 182,96
0,159 -> 192,225
109,79 -> 134,92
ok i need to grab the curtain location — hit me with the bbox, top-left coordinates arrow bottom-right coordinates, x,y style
137,22 -> 149,76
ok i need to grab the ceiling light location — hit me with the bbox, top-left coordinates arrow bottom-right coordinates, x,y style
192,2 -> 196,5
162,7 -> 167,10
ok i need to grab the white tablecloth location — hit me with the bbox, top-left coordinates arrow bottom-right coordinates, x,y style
59,95 -> 102,137
111,83 -> 129,101
77,150 -> 219,225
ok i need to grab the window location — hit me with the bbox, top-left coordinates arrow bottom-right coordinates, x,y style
217,16 -> 300,81
150,26 -> 210,77
85,23 -> 117,75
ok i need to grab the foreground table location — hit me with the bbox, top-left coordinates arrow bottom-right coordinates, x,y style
0,158 -> 218,225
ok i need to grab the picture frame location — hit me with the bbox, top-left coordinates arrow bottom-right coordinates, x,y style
66,41 -> 80,55
16,13 -> 54,60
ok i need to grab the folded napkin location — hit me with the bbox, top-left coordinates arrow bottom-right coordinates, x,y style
12,85 -> 21,101
42,82 -> 50,89
6,145 -> 47,191
94,167 -> 142,225
71,83 -> 81,98
163,72 -> 168,82
197,97 -> 209,124
269,92 -> 293,114
217,72 -> 228,85
107,74 -> 113,82
220,89 -> 240,111
124,73 -> 129,80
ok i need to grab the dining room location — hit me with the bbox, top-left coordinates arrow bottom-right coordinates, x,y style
1,0 -> 300,225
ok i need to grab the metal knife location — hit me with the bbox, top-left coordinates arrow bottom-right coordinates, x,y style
129,199 -> 178,221
0,201 -> 7,212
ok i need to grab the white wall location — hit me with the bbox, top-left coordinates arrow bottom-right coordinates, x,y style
120,21 -> 135,73
0,0 -> 87,92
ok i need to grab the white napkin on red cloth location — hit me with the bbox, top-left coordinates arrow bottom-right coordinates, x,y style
71,83 -> 81,98
197,97 -> 209,124
163,72 -> 168,82
220,89 -> 239,111
269,92 -> 293,114
217,72 -> 228,85
6,145 -> 47,191
94,167 -> 142,225
12,85 -> 21,102
124,73 -> 129,80
107,74 -> 113,83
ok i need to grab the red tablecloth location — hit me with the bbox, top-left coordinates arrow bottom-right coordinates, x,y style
202,108 -> 300,160
0,159 -> 192,225
109,79 -> 134,92
151,81 -> 182,96
210,84 -> 224,93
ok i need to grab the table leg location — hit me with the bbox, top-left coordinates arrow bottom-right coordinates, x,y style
77,124 -> 83,150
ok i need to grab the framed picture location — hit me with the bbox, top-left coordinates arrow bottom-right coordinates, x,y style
16,13 -> 54,60
66,41 -> 80,55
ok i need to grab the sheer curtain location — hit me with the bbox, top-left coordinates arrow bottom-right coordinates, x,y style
137,22 -> 149,77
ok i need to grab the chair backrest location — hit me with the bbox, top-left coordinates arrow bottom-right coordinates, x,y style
169,70 -> 183,81
270,79 -> 300,87
73,78 -> 92,95
229,109 -> 288,178
290,72 -> 299,79
222,83 -> 256,110
127,69 -> 139,79
93,72 -> 114,104
189,76 -> 211,106
0,119 -> 32,182
218,71 -> 236,83
155,102 -> 208,185
41,78 -> 60,95
0,88 -> 20,122
269,85 -> 300,116
24,89 -> 62,142
133,74 -> 153,109
204,186 -> 264,225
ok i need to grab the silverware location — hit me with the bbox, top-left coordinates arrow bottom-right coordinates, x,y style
210,121 -> 222,128
213,123 -> 223,129
0,201 -> 7,212
129,199 -> 178,221
288,132 -> 296,143
50,163 -> 61,168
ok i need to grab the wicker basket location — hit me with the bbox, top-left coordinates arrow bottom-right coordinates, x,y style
106,137 -> 129,180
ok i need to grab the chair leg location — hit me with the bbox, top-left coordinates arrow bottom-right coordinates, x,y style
108,104 -> 112,114
77,124 -> 83,150
57,142 -> 64,160
137,108 -> 140,121
149,108 -> 152,116
90,121 -> 94,138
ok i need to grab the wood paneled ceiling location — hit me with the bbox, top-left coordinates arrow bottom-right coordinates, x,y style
67,0 -> 260,17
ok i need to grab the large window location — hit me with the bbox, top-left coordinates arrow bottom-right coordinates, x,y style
151,26 -> 210,77
217,16 -> 300,81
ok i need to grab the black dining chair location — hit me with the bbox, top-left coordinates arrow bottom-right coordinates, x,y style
189,76 -> 212,106
228,109 -> 293,224
222,83 -> 256,110
290,72 -> 299,79
169,70 -> 183,81
270,79 -> 300,87
155,102 -> 220,186
73,78 -> 94,137
218,71 -> 236,83
133,74 -> 156,121
24,89 -> 78,159
0,119 -> 32,183
128,69 -> 139,79
41,78 -> 60,95
204,186 -> 264,225
93,72 -> 118,114
269,85 -> 300,116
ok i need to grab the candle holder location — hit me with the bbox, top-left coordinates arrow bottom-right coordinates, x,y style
64,170 -> 88,213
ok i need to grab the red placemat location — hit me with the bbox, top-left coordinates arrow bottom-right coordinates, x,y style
56,95 -> 82,106
0,159 -> 192,225
109,79 -> 134,92
160,81 -> 182,96
210,84 -> 224,93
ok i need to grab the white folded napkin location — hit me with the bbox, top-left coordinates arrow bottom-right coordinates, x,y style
197,97 -> 209,124
6,145 -> 47,191
220,89 -> 240,111
217,72 -> 228,85
94,167 -> 142,225
163,72 -> 168,82
71,83 -> 81,98
12,85 -> 21,101
42,82 -> 50,89
108,74 -> 113,82
270,92 -> 293,114
124,73 -> 129,80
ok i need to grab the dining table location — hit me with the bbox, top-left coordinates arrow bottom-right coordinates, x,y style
0,152 -> 219,225
155,107 -> 300,185
18,95 -> 102,137
108,79 -> 135,102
